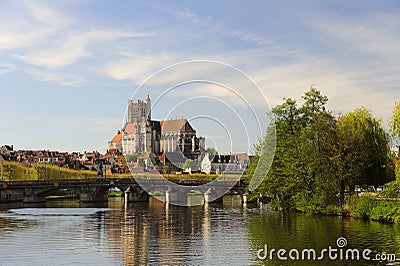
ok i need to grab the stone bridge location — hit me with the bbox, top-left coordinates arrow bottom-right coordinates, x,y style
0,177 -> 246,204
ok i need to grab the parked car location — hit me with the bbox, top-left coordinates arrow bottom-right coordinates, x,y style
367,186 -> 376,192
354,186 -> 363,192
376,186 -> 386,192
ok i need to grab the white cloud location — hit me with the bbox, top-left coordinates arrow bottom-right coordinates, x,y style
26,68 -> 84,87
175,6 -> 274,48
0,63 -> 17,74
0,0 -> 151,69
102,52 -> 175,83
0,0 -> 70,50
22,0 -> 72,27
251,57 -> 399,125
14,29 -> 151,68
176,7 -> 203,24
311,13 -> 400,59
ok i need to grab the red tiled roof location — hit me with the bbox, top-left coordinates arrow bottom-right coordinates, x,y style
110,131 -> 122,142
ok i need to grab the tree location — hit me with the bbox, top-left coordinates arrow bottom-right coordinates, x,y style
125,154 -> 138,163
389,102 -> 400,138
206,147 -> 218,157
389,102 -> 400,180
251,88 -> 394,213
337,108 -> 390,187
164,165 -> 170,174
183,159 -> 194,170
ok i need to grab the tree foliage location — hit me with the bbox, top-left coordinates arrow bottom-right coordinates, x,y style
206,147 -> 218,157
389,102 -> 400,138
251,87 -> 393,213
337,108 -> 389,187
125,154 -> 139,163
183,159 -> 194,170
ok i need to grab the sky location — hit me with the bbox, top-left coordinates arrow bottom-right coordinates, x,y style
1,0 -> 400,153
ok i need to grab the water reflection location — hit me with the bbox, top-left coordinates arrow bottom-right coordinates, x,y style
0,196 -> 399,265
100,196 -> 255,265
247,207 -> 400,265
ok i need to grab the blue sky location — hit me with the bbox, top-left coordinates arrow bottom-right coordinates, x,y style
1,0 -> 400,153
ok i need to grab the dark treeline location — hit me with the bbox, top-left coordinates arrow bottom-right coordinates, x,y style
249,87 -> 395,214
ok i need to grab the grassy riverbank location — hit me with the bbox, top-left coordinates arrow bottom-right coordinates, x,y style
0,162 -> 98,181
348,179 -> 400,223
247,179 -> 400,223
0,161 -> 219,182
350,196 -> 400,223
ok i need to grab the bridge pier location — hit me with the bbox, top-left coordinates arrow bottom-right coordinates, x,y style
124,185 -> 150,202
23,187 -> 46,203
165,188 -> 189,205
204,188 -> 223,203
241,192 -> 248,204
79,185 -> 109,202
0,189 -> 24,203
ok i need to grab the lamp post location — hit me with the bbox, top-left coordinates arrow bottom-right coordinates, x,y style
0,155 -> 4,180
104,161 -> 107,179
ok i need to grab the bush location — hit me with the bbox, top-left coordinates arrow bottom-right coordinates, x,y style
293,193 -> 341,215
350,196 -> 400,223
369,201 -> 400,222
35,164 -> 97,180
379,180 -> 400,198
352,196 -> 376,219
0,162 -> 38,181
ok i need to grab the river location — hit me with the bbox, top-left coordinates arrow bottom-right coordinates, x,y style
0,196 -> 399,265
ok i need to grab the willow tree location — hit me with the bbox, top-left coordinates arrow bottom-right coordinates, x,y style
337,108 -> 390,188
389,102 -> 400,137
389,102 -> 400,180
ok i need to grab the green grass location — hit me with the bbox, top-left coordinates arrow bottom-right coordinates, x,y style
108,191 -> 123,197
149,191 -> 164,196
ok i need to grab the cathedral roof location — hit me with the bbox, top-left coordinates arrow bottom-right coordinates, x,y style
160,119 -> 194,133
123,123 -> 136,135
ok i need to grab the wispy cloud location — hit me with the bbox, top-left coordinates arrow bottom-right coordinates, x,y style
14,29 -> 151,68
310,13 -> 400,59
0,63 -> 17,75
26,68 -> 84,87
102,52 -> 175,83
175,6 -> 274,47
0,0 -> 152,87
0,0 -> 70,50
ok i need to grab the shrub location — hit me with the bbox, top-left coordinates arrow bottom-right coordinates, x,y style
0,162 -> 38,181
352,196 -> 376,219
379,180 -> 400,198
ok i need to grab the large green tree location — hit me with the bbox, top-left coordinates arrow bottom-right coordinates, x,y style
251,88 -> 393,213
253,88 -> 339,211
337,108 -> 390,187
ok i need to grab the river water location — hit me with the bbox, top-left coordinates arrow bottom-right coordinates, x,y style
0,196 -> 399,265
